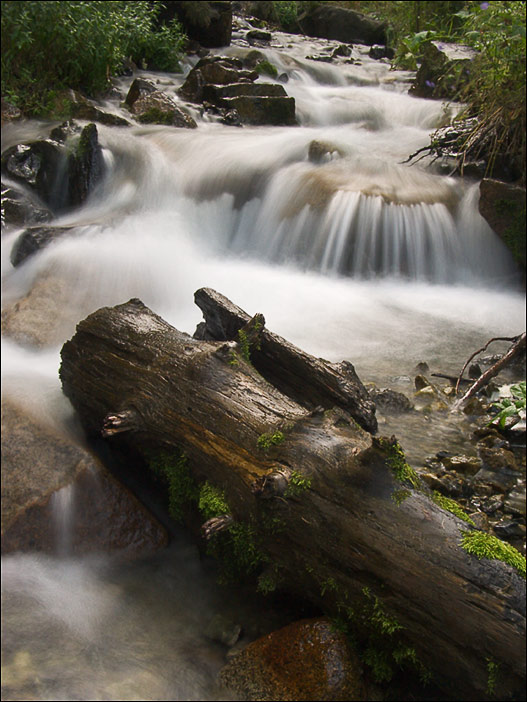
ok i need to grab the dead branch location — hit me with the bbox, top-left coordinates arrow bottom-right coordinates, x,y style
452,333 -> 526,411
454,335 -> 521,395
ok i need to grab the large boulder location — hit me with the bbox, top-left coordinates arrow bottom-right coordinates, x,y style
221,95 -> 296,126
1,271 -> 81,348
179,55 -> 257,103
10,226 -> 73,267
298,4 -> 387,46
202,81 -> 287,103
478,178 -> 526,271
129,90 -> 198,128
1,139 -> 68,212
68,123 -> 105,207
157,1 -> 232,48
46,89 -> 131,126
1,398 -> 168,556
124,77 -> 157,108
1,123 -> 106,213
219,617 -> 368,700
410,41 -> 478,100
1,183 -> 52,229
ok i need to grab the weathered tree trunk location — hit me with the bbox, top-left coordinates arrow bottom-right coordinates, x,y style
59,293 -> 525,701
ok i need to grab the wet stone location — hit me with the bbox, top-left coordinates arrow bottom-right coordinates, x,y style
479,494 -> 504,515
219,617 -> 367,701
205,614 -> 242,648
472,468 -> 518,493
493,520 -> 526,540
503,485 -> 527,517
441,455 -> 482,475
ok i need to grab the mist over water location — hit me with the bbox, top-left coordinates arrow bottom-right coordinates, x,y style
1,20 -> 525,702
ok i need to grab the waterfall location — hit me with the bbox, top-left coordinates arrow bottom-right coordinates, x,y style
50,484 -> 75,557
1,16 -> 525,702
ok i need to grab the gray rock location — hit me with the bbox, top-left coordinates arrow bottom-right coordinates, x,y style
10,226 -> 73,267
221,95 -> 297,126
247,29 -> 272,42
1,398 -> 168,555
410,41 -> 478,100
131,92 -> 197,129
299,5 -> 387,45
124,78 -> 157,108
1,184 -> 52,228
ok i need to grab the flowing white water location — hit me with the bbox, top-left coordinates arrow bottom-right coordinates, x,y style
1,21 -> 525,701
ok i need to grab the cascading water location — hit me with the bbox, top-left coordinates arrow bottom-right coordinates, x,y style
1,19 -> 525,702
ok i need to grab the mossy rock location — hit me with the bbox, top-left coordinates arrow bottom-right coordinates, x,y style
255,60 -> 279,78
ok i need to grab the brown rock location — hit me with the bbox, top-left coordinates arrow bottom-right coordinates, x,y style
478,179 -> 526,269
131,91 -> 197,128
219,617 -> 367,701
1,398 -> 168,556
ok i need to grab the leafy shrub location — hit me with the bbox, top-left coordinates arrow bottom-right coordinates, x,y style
488,381 -> 526,429
1,1 -> 185,113
273,1 -> 299,29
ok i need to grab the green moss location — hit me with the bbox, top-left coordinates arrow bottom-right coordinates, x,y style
255,59 -> 278,78
284,469 -> 312,498
198,481 -> 230,519
237,328 -> 251,362
147,449 -> 198,522
431,492 -> 476,527
486,657 -> 500,696
257,430 -> 285,451
196,482 -> 268,584
460,530 -> 526,578
391,488 -> 411,506
137,107 -> 174,125
319,576 -> 339,597
335,586 -> 431,685
378,438 -> 421,490
495,198 -> 526,268
256,565 -> 283,595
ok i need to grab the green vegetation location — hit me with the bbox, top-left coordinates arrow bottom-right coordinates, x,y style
495,199 -> 526,268
237,328 -> 252,363
336,586 -> 431,684
361,0 -> 526,182
257,430 -> 285,450
255,59 -> 279,78
284,469 -> 312,497
488,381 -> 526,429
486,657 -> 500,696
197,481 -> 269,584
378,437 -> 421,490
147,449 -> 198,522
391,488 -> 411,506
460,530 -> 526,578
431,491 -> 476,526
1,1 -> 185,115
136,106 -> 175,125
273,1 -> 299,30
198,481 -> 230,519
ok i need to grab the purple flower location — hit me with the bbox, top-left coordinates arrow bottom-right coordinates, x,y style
425,79 -> 436,88
480,2 -> 489,9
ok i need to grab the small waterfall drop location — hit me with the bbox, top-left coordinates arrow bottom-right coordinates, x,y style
50,484 -> 75,557
2,16 -> 525,702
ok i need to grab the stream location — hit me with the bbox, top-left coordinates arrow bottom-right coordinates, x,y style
1,16 -> 525,701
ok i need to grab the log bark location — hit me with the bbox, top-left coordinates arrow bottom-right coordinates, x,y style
59,294 -> 525,701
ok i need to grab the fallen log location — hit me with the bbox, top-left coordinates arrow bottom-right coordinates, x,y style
59,294 -> 525,701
